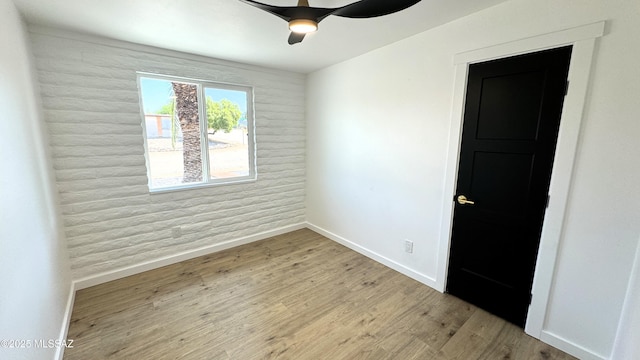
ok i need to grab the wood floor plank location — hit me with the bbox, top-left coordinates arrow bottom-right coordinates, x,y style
64,229 -> 577,360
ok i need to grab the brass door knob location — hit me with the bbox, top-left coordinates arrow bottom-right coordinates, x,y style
457,195 -> 475,205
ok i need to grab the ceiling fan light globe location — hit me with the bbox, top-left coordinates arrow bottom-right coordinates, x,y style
288,19 -> 318,34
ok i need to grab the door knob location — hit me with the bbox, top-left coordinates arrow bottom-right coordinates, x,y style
457,195 -> 475,205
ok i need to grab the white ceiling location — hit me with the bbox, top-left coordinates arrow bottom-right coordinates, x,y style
13,0 -> 508,73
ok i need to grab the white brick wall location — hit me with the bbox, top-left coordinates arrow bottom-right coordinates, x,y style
29,28 -> 306,280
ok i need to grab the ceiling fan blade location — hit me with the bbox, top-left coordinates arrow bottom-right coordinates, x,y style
238,0 -> 295,21
238,0 -> 335,22
239,0 -> 422,45
288,32 -> 306,45
331,0 -> 421,19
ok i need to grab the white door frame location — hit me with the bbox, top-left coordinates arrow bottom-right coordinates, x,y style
435,21 -> 605,341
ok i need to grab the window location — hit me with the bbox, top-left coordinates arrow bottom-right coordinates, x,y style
137,74 -> 255,191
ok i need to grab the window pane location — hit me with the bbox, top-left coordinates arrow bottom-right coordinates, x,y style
205,87 -> 249,179
139,77 -> 203,188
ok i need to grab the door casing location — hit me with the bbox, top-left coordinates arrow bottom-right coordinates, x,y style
435,22 -> 604,343
446,45 -> 573,328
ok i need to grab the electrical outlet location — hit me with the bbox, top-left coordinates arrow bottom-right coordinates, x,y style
404,239 -> 413,253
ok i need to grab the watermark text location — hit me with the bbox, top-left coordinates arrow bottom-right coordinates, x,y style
0,339 -> 74,349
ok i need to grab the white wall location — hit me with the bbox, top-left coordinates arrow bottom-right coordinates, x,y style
0,1 -> 72,359
306,0 -> 640,358
28,28 -> 307,281
611,236 -> 640,359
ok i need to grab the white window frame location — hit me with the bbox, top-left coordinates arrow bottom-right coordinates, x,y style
137,72 -> 256,192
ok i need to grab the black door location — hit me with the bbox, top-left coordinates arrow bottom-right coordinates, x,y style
446,46 -> 572,327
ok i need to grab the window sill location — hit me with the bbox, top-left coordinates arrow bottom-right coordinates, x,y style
148,176 -> 257,194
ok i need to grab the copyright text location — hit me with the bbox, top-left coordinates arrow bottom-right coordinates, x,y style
0,339 -> 74,349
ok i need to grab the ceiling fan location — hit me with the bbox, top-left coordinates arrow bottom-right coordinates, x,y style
239,0 -> 422,45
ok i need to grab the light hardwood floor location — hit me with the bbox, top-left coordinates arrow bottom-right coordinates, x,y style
65,229 -> 576,360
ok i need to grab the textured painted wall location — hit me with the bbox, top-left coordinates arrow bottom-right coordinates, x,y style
29,28 -> 306,280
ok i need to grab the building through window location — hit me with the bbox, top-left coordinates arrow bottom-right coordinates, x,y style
138,74 -> 255,191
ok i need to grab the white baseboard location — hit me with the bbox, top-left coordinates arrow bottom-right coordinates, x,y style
73,223 -> 306,290
55,282 -> 76,360
305,223 -> 609,359
540,330 -> 607,360
57,223 -> 305,359
305,222 -> 439,290
61,223 -> 606,360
